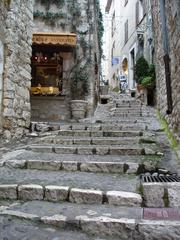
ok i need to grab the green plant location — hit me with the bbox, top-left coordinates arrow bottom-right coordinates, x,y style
157,110 -> 178,149
141,76 -> 155,87
134,57 -> 149,84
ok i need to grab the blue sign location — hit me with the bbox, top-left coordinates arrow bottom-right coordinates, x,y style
112,57 -> 119,65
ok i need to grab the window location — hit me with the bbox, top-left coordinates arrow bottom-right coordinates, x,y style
136,1 -> 139,26
111,41 -> 115,65
111,11 -> 115,37
124,0 -> 128,6
136,0 -> 146,26
124,20 -> 128,44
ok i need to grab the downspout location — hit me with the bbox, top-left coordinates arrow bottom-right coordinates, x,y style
159,0 -> 173,114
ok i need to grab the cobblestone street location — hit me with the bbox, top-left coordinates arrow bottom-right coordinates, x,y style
0,93 -> 180,239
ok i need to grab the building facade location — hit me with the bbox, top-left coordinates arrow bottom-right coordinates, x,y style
32,0 -> 101,121
105,0 -> 153,92
151,0 -> 180,142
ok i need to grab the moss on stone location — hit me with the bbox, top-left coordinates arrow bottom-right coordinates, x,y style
157,110 -> 178,149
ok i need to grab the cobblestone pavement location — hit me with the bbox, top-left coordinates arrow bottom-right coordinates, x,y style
0,93 -> 180,239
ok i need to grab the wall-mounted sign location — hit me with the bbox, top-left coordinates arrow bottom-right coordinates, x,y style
112,57 -> 119,65
33,32 -> 77,46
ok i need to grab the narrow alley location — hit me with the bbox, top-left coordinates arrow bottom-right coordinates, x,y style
0,0 -> 180,239
0,93 -> 180,239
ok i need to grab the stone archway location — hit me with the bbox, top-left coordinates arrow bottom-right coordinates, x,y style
0,39 -> 4,129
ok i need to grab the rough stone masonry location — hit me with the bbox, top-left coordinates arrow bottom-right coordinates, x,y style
0,0 -> 33,139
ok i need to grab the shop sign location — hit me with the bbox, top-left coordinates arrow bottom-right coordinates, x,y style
33,33 -> 77,46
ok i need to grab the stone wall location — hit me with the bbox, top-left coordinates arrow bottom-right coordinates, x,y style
151,0 -> 180,142
0,0 -> 33,139
33,0 -> 100,116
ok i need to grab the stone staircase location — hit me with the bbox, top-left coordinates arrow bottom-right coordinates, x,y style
0,95 -> 180,239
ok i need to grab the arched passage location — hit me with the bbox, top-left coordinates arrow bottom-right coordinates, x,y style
122,58 -> 128,75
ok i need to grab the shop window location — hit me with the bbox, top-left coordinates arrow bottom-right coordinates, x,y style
31,50 -> 63,96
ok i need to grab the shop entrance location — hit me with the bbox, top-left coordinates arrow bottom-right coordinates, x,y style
31,32 -> 77,122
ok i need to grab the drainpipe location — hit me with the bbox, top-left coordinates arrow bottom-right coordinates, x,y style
159,0 -> 173,114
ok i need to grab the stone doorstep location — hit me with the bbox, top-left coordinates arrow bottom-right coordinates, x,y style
142,182 -> 180,208
0,184 -> 142,207
2,160 -> 139,174
1,209 -> 180,237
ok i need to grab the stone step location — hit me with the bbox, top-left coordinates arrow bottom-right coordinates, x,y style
111,107 -> 142,112
26,144 -> 146,155
0,216 -> 104,240
112,112 -> 152,117
0,184 -> 142,207
0,167 -> 140,193
57,130 -> 143,137
39,136 -> 141,145
3,159 -> 141,174
1,200 -> 179,238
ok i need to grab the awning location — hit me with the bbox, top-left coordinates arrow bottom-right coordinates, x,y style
33,32 -> 77,46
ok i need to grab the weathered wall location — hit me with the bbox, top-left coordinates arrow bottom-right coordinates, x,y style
0,0 -> 33,139
33,0 -> 100,116
151,0 -> 180,142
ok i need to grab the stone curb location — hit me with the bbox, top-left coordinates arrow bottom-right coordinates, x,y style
0,184 -> 142,207
142,182 -> 180,207
1,159 -> 140,174
1,210 -> 180,238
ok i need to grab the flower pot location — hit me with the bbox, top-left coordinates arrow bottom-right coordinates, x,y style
100,85 -> 109,95
137,84 -> 145,92
70,100 -> 88,120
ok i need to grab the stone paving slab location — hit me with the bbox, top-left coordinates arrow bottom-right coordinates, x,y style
0,167 -> 140,192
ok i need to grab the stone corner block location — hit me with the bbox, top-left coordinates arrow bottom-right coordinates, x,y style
142,183 -> 165,207
0,184 -> 18,200
41,214 -> 67,227
18,184 -> 44,201
45,186 -> 69,202
69,188 -> 103,204
5,160 -> 26,169
106,191 -> 142,206
167,183 -> 180,207
62,161 -> 78,171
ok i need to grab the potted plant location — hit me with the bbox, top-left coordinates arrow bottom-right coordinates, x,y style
134,56 -> 149,92
70,63 -> 89,119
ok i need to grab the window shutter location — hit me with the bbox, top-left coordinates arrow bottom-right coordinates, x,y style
136,1 -> 139,26
124,20 -> 128,44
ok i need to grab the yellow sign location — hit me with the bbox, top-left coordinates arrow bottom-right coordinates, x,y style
33,33 -> 77,46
